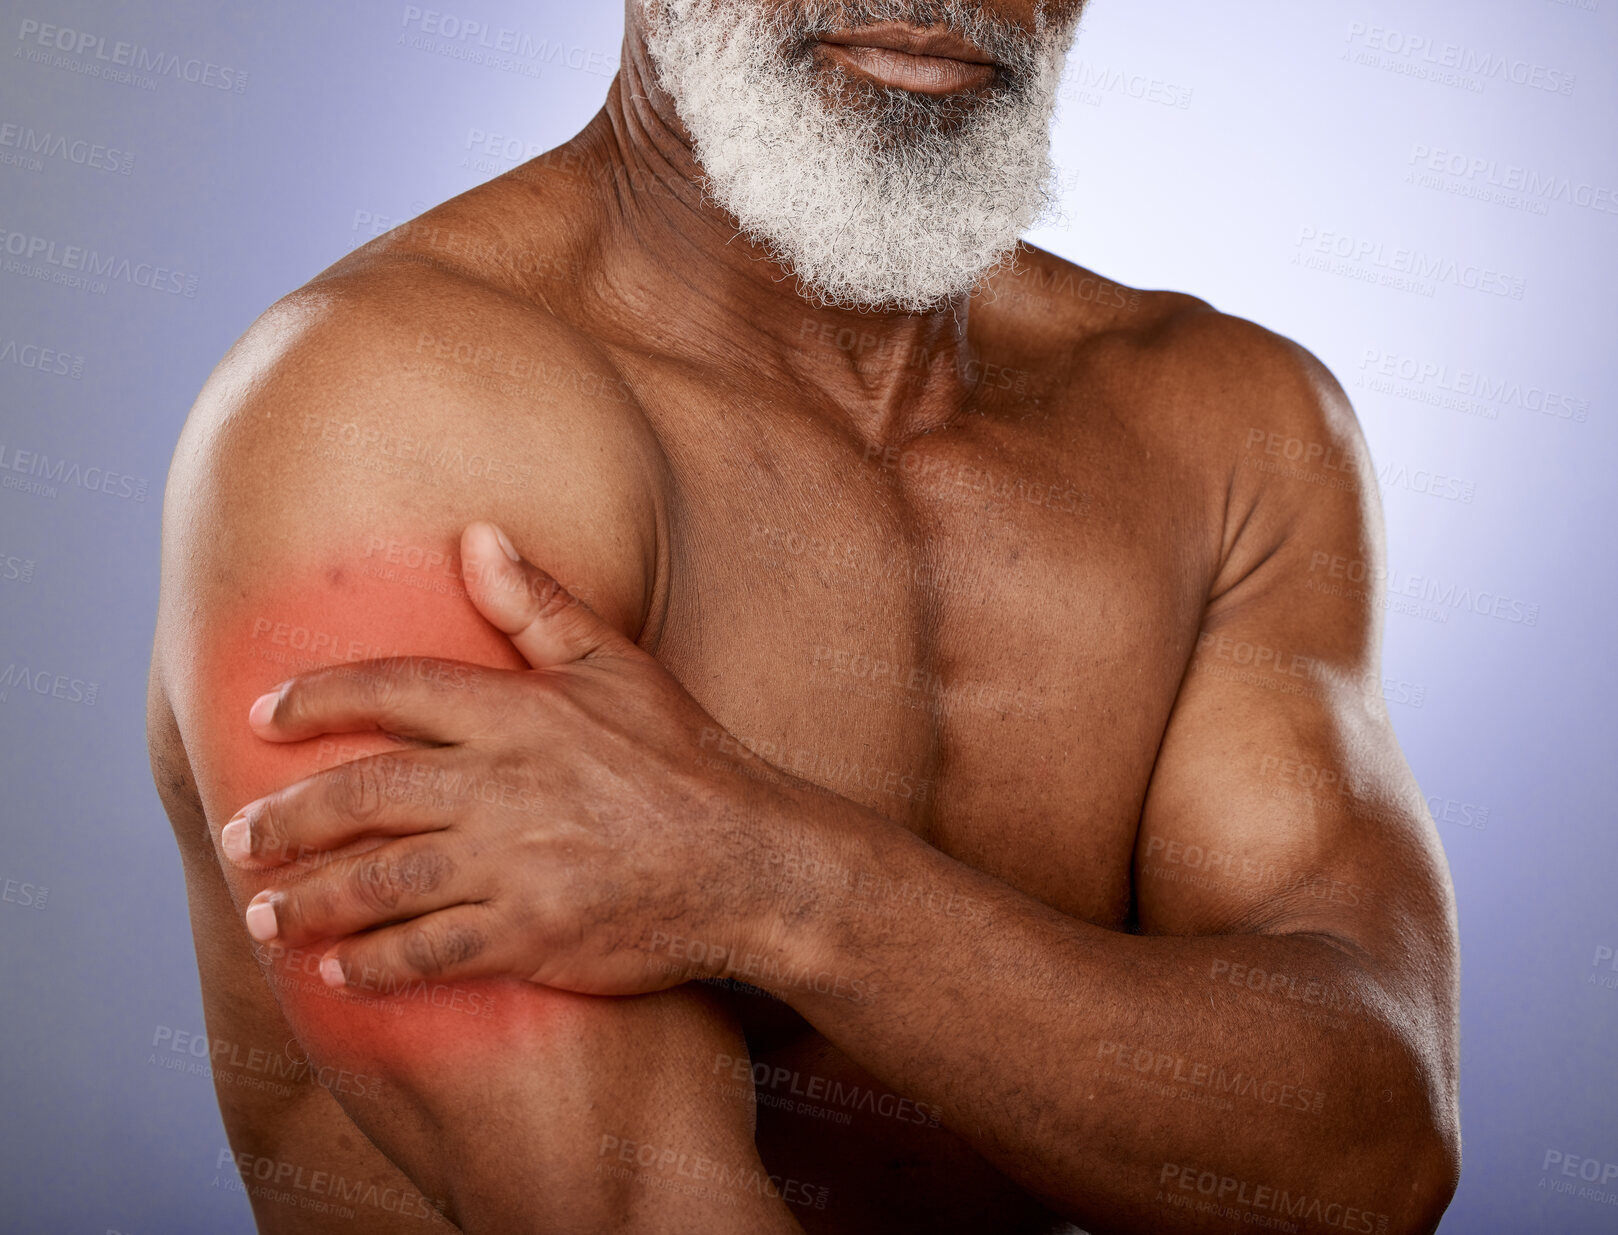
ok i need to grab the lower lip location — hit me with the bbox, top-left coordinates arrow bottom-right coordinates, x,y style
816,42 -> 996,94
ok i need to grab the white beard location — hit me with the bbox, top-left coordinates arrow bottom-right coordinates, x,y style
642,0 -> 1080,312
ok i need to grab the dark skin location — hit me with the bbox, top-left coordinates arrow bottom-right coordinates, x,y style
148,2 -> 1461,1232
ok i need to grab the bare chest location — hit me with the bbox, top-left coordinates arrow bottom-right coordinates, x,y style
645,398 -> 1211,926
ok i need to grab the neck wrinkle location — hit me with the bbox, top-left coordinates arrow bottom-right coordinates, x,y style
570,18 -> 982,444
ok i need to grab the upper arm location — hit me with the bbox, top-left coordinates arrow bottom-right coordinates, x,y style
153,271 -> 664,1092
1134,321 -> 1458,1029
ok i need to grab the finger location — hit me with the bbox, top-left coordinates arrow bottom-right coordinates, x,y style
247,654 -> 493,744
461,521 -> 632,669
222,748 -> 464,867
242,838 -> 470,948
316,903 -> 509,991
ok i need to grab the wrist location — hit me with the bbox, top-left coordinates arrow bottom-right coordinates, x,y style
713,770 -> 883,1005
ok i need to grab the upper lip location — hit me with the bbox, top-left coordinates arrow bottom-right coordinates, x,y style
816,22 -> 996,66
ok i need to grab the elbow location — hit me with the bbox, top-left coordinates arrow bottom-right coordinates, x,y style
1392,1121 -> 1460,1235
1368,1068 -> 1459,1235
1365,994 -> 1460,1235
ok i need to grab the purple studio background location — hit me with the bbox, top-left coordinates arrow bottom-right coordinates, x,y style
1,1 -> 1614,1231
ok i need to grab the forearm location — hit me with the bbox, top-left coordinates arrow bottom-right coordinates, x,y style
735,789 -> 1451,1234
216,1090 -> 454,1235
256,959 -> 802,1234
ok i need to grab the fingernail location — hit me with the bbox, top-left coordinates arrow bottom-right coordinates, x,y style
491,523 -> 520,561
248,692 -> 279,728
220,815 -> 251,864
244,896 -> 279,942
320,956 -> 347,988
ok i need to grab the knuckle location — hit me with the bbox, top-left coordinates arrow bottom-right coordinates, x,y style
440,922 -> 486,967
338,661 -> 397,718
352,849 -> 454,914
251,799 -> 288,862
528,573 -> 578,621
269,681 -> 300,727
399,848 -> 455,895
399,919 -> 485,978
361,665 -> 398,714
400,923 -> 447,976
351,856 -> 407,913
333,759 -> 390,825
303,879 -> 345,929
488,748 -> 541,799
269,889 -> 305,939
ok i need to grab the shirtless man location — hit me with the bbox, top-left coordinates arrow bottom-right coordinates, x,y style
146,1 -> 1461,1231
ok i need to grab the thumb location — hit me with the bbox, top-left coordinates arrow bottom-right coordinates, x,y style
461,522 -> 625,668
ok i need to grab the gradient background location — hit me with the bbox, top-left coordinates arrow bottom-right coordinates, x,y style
1,1 -> 1614,1231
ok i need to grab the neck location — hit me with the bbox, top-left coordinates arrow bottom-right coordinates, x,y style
561,14 -> 986,445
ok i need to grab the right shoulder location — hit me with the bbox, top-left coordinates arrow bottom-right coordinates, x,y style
161,252 -> 668,640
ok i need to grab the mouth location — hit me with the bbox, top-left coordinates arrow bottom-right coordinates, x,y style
814,22 -> 999,95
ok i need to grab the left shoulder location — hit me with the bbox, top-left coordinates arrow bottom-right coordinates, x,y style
989,247 -> 1361,447
1149,301 -> 1363,452
1094,293 -> 1382,610
1148,307 -> 1384,617
1112,296 -> 1377,551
